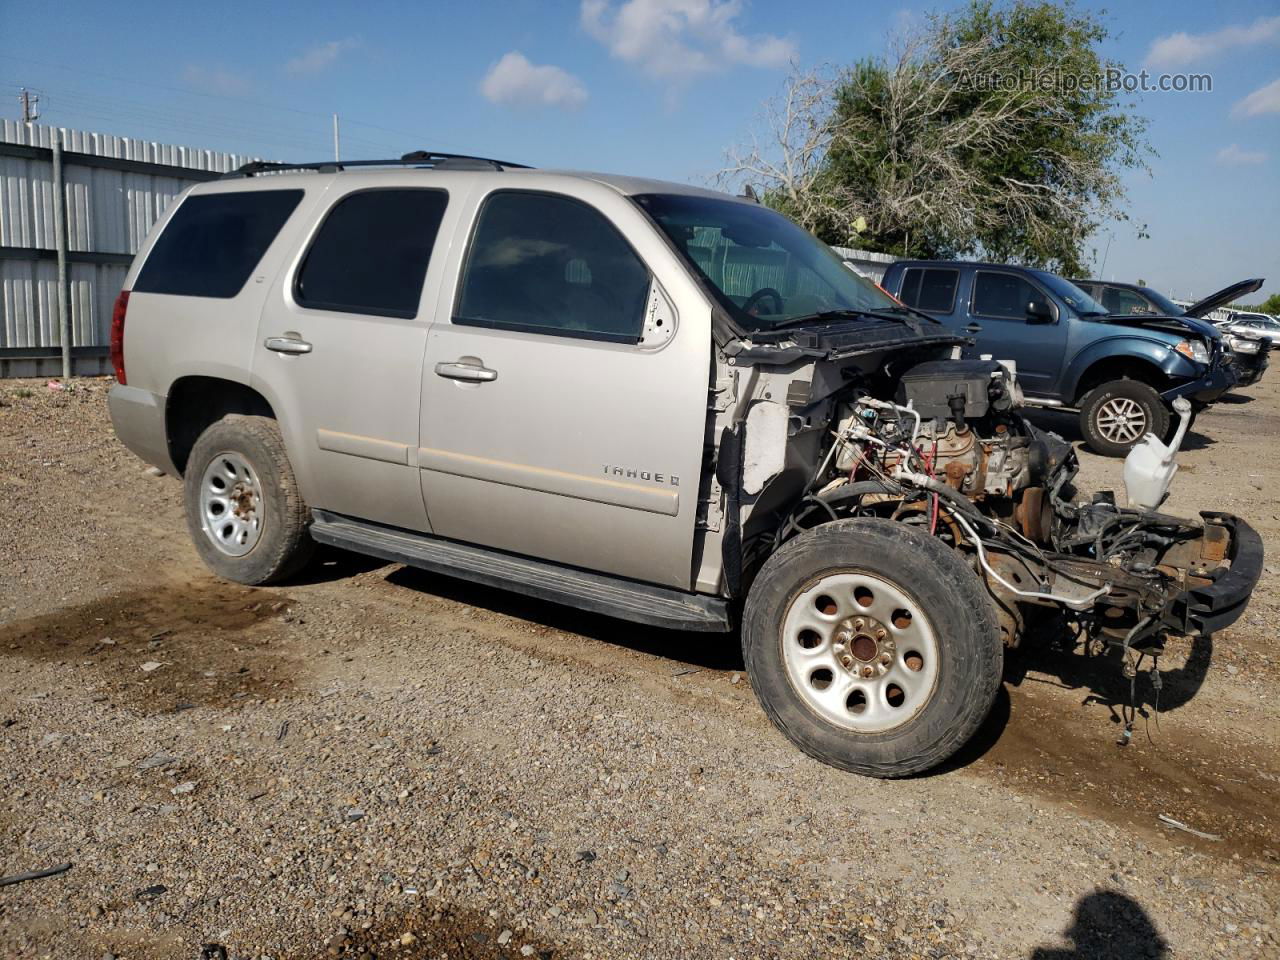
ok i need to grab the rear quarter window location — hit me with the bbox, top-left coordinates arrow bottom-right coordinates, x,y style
133,190 -> 303,298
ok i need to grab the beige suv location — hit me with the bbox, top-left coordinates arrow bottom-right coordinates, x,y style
109,153 -> 1262,777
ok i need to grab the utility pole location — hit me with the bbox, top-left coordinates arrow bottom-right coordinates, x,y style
19,88 -> 39,123
333,114 -> 340,163
51,133 -> 71,381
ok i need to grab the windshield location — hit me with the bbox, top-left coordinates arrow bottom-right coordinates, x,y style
1033,271 -> 1107,316
633,193 -> 902,329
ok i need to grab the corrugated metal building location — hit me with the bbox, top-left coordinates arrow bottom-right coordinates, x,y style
0,121 -> 256,377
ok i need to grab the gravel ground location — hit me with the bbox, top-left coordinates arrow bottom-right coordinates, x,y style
0,375 -> 1277,960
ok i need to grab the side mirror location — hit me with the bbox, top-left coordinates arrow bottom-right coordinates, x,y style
1026,300 -> 1055,324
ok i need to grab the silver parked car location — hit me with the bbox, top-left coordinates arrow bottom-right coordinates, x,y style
108,153 -> 1262,777
1217,311 -> 1280,349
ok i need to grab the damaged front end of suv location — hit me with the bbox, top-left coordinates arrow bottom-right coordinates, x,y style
727,319 -> 1262,648
640,191 -> 1263,776
711,313 -> 1262,773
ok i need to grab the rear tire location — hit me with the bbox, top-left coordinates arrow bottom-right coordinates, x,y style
742,518 -> 1002,778
183,415 -> 315,585
1079,379 -> 1170,457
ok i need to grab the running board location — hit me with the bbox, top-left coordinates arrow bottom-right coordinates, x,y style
310,510 -> 733,633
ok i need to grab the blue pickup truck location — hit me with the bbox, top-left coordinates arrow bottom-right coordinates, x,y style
880,261 -> 1253,456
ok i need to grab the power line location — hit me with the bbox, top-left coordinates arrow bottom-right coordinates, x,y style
1,80 -> 409,159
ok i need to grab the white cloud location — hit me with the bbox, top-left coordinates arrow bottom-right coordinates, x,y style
480,52 -> 588,109
285,38 -> 360,75
1216,143 -> 1267,166
581,0 -> 796,84
181,64 -> 252,96
1234,76 -> 1280,117
1145,15 -> 1280,68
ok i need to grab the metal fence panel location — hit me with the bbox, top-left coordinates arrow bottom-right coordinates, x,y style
0,120 -> 256,374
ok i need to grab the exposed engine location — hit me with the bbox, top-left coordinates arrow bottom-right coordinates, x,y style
832,359 -> 1048,503
776,354 -> 1258,668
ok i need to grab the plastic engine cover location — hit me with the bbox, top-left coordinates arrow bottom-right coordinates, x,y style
895,359 -> 1008,421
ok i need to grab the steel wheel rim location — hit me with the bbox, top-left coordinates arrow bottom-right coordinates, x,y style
199,451 -> 264,557
1096,397 -> 1147,444
780,571 -> 940,733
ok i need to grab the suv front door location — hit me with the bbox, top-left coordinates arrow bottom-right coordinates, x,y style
963,270 -> 1067,395
418,187 -> 710,589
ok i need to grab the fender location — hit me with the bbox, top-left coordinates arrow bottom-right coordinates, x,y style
243,367 -> 321,504
1061,333 -> 1198,403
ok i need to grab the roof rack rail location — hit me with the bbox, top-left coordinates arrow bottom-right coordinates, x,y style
225,151 -> 532,178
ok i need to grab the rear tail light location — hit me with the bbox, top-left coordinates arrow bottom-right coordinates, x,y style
110,290 -> 130,384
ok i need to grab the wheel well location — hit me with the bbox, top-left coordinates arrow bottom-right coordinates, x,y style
1073,357 -> 1168,404
166,377 -> 275,475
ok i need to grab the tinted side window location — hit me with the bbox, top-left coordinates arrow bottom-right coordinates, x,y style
134,190 -> 303,298
456,192 -> 650,342
296,189 -> 448,319
972,272 -> 1039,320
898,268 -> 959,313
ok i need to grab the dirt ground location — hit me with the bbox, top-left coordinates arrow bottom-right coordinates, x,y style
0,373 -> 1277,960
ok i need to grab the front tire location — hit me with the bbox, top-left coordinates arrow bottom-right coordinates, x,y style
742,518 -> 1002,778
1078,379 -> 1170,457
183,415 -> 315,585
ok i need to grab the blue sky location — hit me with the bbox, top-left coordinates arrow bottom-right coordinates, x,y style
2,0 -> 1277,301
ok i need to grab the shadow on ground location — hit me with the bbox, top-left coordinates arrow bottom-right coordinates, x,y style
1029,889 -> 1169,959
282,543 -> 391,585
384,565 -> 744,672
1008,629 -> 1212,715
1216,391 -> 1255,405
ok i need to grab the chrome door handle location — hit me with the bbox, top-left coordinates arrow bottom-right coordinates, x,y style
435,360 -> 497,382
264,335 -> 313,355
964,323 -> 983,334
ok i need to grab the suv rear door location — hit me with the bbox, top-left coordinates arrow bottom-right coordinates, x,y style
254,183 -> 457,533
417,186 -> 710,590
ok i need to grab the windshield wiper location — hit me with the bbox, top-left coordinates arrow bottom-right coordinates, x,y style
766,308 -> 932,333
878,302 -> 942,326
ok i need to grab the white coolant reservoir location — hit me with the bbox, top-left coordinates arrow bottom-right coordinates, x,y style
1123,397 -> 1193,510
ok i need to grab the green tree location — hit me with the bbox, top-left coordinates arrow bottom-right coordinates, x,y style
723,1 -> 1151,276
1250,293 -> 1280,315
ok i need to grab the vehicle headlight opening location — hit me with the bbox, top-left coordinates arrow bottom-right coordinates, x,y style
1174,339 -> 1211,364
1227,336 -> 1260,355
